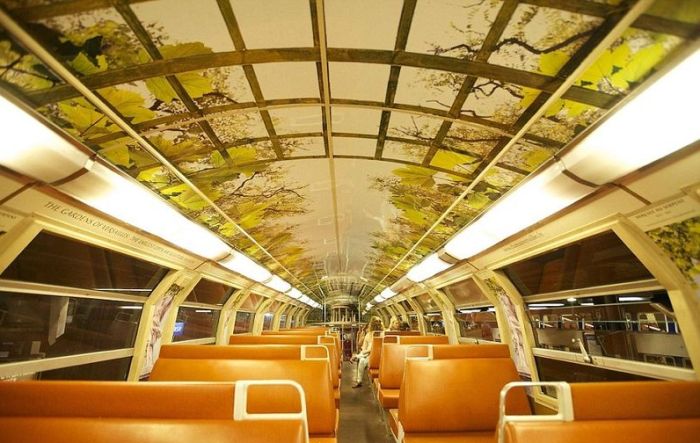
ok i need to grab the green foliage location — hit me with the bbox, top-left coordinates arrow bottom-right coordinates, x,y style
393,165 -> 436,187
647,217 -> 700,287
430,150 -> 478,172
0,38 -> 58,91
140,43 -> 214,102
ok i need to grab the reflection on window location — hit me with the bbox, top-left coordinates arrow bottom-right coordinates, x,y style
172,307 -> 219,342
185,279 -> 234,305
528,292 -> 692,369
536,356 -> 654,396
1,232 -> 169,296
424,312 -> 445,334
456,307 -> 499,342
280,314 -> 287,327
443,279 -> 489,307
40,357 -> 133,381
0,292 -> 142,364
262,312 -> 274,331
233,311 -> 254,334
503,231 -> 653,296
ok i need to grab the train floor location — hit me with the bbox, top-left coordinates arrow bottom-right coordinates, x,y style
338,361 -> 394,443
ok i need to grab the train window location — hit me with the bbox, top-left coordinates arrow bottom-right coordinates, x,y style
280,313 -> 287,326
442,279 -> 490,308
233,311 -> 254,334
0,291 -> 142,364
527,292 -> 692,370
184,278 -> 235,305
399,300 -> 413,313
424,312 -> 445,335
262,301 -> 281,331
415,293 -> 440,313
171,307 -> 219,342
40,357 -> 133,381
408,314 -> 419,331
503,231 -> 653,296
238,292 -> 263,311
1,231 -> 169,296
456,307 -> 500,342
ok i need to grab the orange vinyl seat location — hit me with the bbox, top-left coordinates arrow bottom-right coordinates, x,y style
149,358 -> 337,443
160,344 -> 341,407
376,336 -> 450,409
397,358 -> 531,443
503,381 -> 700,443
367,336 -> 386,380
0,381 -> 307,443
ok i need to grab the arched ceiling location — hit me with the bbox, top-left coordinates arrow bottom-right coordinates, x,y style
0,0 -> 697,303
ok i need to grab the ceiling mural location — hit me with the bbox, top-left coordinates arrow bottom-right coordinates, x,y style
0,0 -> 697,303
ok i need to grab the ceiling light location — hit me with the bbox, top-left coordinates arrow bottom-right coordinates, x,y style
264,275 -> 292,293
619,296 -> 646,302
528,303 -> 565,308
0,94 -> 90,183
220,252 -> 272,283
581,302 -> 594,306
373,294 -> 384,303
406,253 -> 452,282
58,161 -> 230,260
562,48 -> 700,185
287,288 -> 302,299
380,287 -> 396,300
567,297 -> 577,302
445,163 -> 593,260
459,309 -> 481,314
195,309 -> 212,313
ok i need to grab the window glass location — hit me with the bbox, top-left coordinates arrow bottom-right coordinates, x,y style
40,357 -> 132,381
262,312 -> 274,331
456,307 -> 499,341
399,300 -> 413,312
415,293 -> 440,313
0,292 -> 142,364
408,314 -> 419,331
536,356 -> 654,396
443,279 -> 489,307
238,292 -> 263,311
172,307 -> 219,342
185,279 -> 234,305
527,292 -> 692,369
503,231 -> 653,296
424,312 -> 445,334
280,314 -> 287,327
2,232 -> 169,296
233,311 -> 254,333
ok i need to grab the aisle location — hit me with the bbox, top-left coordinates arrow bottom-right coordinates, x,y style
338,361 -> 394,443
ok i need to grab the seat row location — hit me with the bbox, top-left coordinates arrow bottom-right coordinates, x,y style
0,327 -> 340,443
366,337 -> 700,442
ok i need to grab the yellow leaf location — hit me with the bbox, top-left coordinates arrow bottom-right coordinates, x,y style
99,87 -> 155,123
430,150 -> 477,172
538,50 -> 569,76
145,76 -> 179,103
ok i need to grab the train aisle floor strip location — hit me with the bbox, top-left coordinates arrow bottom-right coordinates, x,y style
338,361 -> 393,443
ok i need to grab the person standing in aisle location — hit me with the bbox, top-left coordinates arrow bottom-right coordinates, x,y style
352,317 -> 383,388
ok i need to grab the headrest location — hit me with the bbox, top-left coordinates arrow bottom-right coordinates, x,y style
229,335 -> 318,345
396,335 -> 449,345
406,344 -> 511,359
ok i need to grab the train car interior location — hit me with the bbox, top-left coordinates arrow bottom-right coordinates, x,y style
0,0 -> 699,441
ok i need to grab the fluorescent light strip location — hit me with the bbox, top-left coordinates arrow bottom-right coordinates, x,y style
220,252 -> 272,283
264,275 -> 292,293
406,253 -> 452,282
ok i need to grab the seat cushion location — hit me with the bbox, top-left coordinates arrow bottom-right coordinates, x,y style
379,388 -> 400,409
309,438 -> 337,443
404,432 -> 495,442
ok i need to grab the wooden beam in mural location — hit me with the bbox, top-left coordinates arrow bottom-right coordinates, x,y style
374,0 -> 418,160
25,48 -> 618,110
216,0 -> 284,159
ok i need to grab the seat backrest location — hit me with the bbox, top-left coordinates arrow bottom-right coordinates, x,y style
406,344 -> 511,360
229,335 -> 318,345
400,358 -> 531,432
150,358 -> 336,436
385,331 -> 421,336
0,381 -> 307,443
159,344 -> 339,389
396,335 -> 449,345
504,419 -> 700,443
570,381 -> 700,420
381,343 -> 512,389
368,336 -> 384,370
265,329 -> 327,336
0,381 -> 235,419
503,382 -> 700,443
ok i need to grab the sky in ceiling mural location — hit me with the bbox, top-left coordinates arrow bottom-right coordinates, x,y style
1,0 -> 698,302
